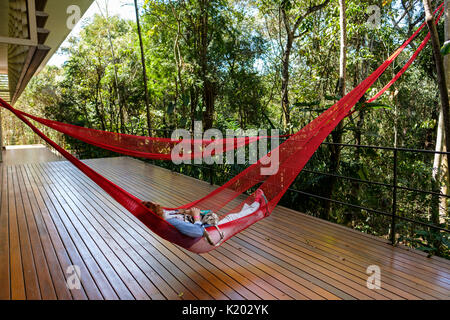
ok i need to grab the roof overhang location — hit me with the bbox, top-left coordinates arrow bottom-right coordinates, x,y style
0,0 -> 93,105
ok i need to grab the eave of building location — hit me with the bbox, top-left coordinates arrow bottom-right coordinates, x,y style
0,0 -> 93,105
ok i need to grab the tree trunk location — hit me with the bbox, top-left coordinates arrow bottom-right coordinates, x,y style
423,0 -> 450,256
433,111 -> 447,223
423,0 -> 450,186
337,0 -> 347,99
278,0 -> 330,132
134,0 -> 152,136
97,1 -> 126,133
347,37 -> 371,227
431,0 -> 450,224
94,74 -> 106,131
199,0 -> 215,130
281,34 -> 293,130
322,0 -> 347,220
190,87 -> 199,133
203,82 -> 215,130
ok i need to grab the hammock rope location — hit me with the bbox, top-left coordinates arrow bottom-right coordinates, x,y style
14,110 -> 266,161
0,4 -> 443,254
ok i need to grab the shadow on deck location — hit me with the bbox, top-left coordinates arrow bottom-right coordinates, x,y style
0,146 -> 449,300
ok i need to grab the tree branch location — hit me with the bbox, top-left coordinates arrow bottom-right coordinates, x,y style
293,0 -> 330,32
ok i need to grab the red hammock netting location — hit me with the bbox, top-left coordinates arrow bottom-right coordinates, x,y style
15,110 -> 268,161
0,4 -> 443,253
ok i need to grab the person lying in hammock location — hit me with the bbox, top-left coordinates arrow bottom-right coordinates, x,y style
141,189 -> 268,239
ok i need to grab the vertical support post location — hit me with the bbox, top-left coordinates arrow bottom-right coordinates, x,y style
209,165 -> 214,185
0,108 -> 3,163
390,148 -> 398,244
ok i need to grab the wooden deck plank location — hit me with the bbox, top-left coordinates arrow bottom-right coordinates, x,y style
44,163 -> 198,300
13,165 -> 58,300
53,161 -> 249,300
30,164 -> 145,300
120,159 -> 450,290
83,160 -> 341,300
19,164 -> 88,300
48,162 -> 213,300
87,161 -> 408,300
273,208 -> 450,279
268,212 -> 450,298
7,166 -> 27,299
23,163 -> 108,300
1,148 -> 449,300
1,145 -> 62,166
25,164 -> 126,300
264,211 -> 450,283
83,160 -> 408,300
88,160 -> 351,300
56,160 -> 314,300
45,168 -> 164,300
0,166 -> 10,299
11,163 -> 52,300
86,157 -> 450,300
126,158 -> 449,274
249,220 -> 427,300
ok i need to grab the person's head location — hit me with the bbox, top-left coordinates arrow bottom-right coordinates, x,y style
142,201 -> 164,218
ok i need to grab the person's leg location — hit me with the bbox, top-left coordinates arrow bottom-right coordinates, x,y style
218,202 -> 260,225
218,190 -> 268,225
254,189 -> 268,208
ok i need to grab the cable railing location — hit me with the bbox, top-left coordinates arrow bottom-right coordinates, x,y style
137,127 -> 450,245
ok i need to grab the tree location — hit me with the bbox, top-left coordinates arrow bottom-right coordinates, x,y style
142,0 -> 266,130
276,0 -> 331,130
134,0 -> 153,136
322,0 -> 347,221
423,0 -> 450,186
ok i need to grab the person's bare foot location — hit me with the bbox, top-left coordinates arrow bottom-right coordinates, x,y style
254,189 -> 269,215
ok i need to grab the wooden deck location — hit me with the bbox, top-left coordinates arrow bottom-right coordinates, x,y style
0,148 -> 449,300
1,144 -> 62,165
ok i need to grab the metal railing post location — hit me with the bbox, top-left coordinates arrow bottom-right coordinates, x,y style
390,148 -> 398,244
209,165 -> 214,185
146,132 -> 450,235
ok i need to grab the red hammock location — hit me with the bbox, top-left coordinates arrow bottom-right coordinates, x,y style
0,4 -> 442,254
14,110 -> 267,161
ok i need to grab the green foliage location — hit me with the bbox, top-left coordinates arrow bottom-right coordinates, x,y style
398,225 -> 450,259
440,40 -> 450,56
